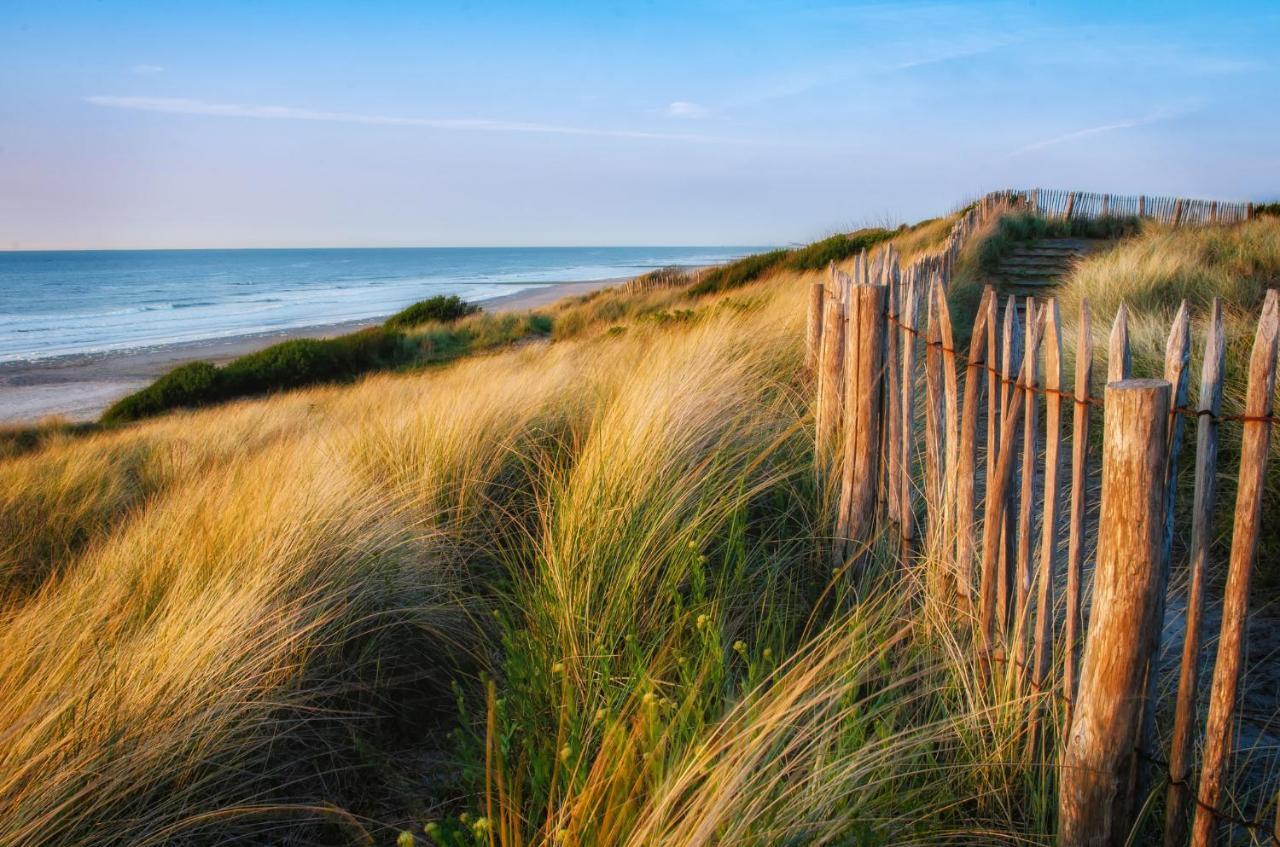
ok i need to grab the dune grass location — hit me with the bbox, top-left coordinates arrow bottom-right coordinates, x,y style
0,259 -> 1071,846
12,210 -> 1279,845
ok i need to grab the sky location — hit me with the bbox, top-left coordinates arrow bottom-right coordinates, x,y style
1,0 -> 1277,250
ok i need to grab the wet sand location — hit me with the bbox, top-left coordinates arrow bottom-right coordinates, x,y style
0,278 -> 620,425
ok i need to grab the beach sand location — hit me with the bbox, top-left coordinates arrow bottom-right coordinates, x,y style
0,279 -> 619,425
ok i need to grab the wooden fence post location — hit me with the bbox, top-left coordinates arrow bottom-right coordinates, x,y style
1191,290 -> 1280,846
1064,300 -> 1093,736
1033,299 -> 1063,691
1013,299 -> 1044,688
1059,378 -> 1172,847
1164,299 -> 1225,847
1139,196 -> 1146,217
1066,192 -> 1078,220
936,279 -> 960,561
836,284 -> 888,562
806,282 -> 825,371
815,299 -> 846,474
998,297 -> 1024,633
956,287 -> 994,608
924,280 -> 945,543
1173,199 -> 1185,227
899,276 -> 920,549
1110,303 -> 1131,382
886,271 -> 902,525
1131,303 -> 1191,809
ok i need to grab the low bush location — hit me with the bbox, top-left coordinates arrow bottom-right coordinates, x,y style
102,327 -> 412,424
686,250 -> 789,297
685,228 -> 900,298
385,294 -> 480,329
785,228 -> 897,271
101,361 -> 223,424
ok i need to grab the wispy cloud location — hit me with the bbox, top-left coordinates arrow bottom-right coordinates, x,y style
130,64 -> 165,75
665,101 -> 708,119
85,95 -> 748,143
1011,108 -> 1191,155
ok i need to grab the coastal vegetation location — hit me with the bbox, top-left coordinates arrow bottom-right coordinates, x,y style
102,295 -> 526,424
3,206 -> 1279,845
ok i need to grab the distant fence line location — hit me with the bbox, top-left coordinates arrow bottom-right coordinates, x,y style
806,189 -> 1277,846
998,187 -> 1255,226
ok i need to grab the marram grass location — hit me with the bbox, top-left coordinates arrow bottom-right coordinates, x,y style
16,212 -> 1276,844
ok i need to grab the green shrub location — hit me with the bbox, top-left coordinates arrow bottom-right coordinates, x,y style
385,295 -> 480,330
1256,202 -> 1280,218
102,361 -> 223,424
685,228 -> 898,299
785,228 -> 897,272
103,328 -> 413,424
686,250 -> 789,297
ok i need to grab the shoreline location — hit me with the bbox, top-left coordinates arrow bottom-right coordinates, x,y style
0,278 -> 623,425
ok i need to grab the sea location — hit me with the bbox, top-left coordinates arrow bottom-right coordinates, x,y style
0,246 -> 759,363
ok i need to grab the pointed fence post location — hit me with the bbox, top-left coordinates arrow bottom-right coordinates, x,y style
1164,300 -> 1225,847
924,280 -> 945,544
1131,303 -> 1191,810
1110,303 -> 1131,382
956,287 -> 994,608
1033,300 -> 1063,692
1060,378 -> 1172,847
886,271 -> 903,525
899,276 -> 921,549
1013,299 -> 1043,688
815,299 -> 846,475
1191,290 -> 1280,847
998,296 -> 1024,633
836,284 -> 888,563
1064,301 -> 1093,736
806,282 -> 825,371
936,279 -> 960,567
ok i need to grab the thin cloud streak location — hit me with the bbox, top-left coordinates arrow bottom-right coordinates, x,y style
1011,109 -> 1190,155
84,95 -> 750,144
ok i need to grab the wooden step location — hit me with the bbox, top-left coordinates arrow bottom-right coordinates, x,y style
997,266 -> 1072,279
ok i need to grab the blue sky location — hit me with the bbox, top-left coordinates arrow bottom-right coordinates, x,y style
1,0 -> 1277,249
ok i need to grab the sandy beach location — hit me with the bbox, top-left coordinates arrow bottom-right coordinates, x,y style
0,278 -> 620,425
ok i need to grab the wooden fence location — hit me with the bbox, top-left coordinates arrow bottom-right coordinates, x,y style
998,188 -> 1255,226
807,191 -> 1278,845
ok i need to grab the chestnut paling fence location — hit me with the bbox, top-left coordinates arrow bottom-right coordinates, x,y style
1010,188 -> 1256,226
807,190 -> 1278,846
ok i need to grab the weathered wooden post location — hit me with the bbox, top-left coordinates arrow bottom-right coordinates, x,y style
1130,303 -> 1190,809
998,297 -> 1023,632
1065,191 -> 1078,220
806,282 -> 825,371
1191,290 -> 1280,846
956,287 -> 993,607
1063,301 -> 1093,736
1013,299 -> 1043,687
1173,198 -> 1185,226
935,280 -> 959,559
1138,195 -> 1146,217
1033,299 -> 1063,691
815,299 -> 846,473
836,283 -> 888,561
886,272 -> 902,525
924,284 -> 945,540
1110,303 -> 1131,382
899,276 -> 920,549
1059,378 -> 1171,847
1164,300 -> 1225,847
